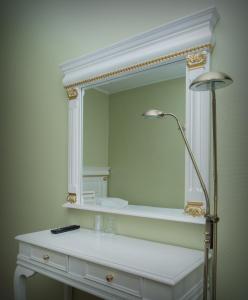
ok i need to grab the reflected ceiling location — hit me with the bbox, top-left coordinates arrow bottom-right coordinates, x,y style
93,60 -> 186,95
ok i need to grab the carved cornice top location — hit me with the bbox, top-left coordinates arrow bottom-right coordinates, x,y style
65,44 -> 212,91
60,7 -> 219,88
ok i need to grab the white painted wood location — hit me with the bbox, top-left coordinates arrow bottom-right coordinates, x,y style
15,229 -> 204,286
14,229 -> 204,300
14,265 -> 35,300
83,166 -> 110,176
62,7 -> 219,214
82,167 -> 110,199
30,245 -> 68,271
63,202 -> 205,224
60,7 -> 219,87
83,177 -> 108,198
185,53 -> 211,206
68,88 -> 84,204
84,261 -> 142,297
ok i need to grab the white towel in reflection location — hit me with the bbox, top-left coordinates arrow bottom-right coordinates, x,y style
96,197 -> 128,208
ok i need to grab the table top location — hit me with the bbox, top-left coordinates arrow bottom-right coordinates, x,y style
16,228 -> 203,285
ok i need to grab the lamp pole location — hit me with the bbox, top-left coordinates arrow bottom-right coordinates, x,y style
161,113 -> 212,300
211,87 -> 218,300
189,71 -> 233,300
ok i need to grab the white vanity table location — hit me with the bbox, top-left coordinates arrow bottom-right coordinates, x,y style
15,228 -> 204,300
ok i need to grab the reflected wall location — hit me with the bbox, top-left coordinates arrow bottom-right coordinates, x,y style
83,77 -> 185,208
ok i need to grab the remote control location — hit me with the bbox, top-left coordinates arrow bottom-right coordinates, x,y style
51,225 -> 80,234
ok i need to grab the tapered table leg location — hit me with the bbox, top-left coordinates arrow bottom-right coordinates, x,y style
14,266 -> 36,300
64,285 -> 73,300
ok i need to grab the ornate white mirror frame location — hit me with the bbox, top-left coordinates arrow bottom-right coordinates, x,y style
60,7 -> 219,223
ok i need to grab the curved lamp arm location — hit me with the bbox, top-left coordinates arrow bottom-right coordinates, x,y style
163,113 -> 210,215
143,108 -> 211,300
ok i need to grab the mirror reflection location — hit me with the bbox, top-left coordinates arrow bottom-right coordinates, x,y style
82,61 -> 186,209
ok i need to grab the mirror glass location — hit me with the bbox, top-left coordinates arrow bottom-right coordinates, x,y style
82,60 -> 186,209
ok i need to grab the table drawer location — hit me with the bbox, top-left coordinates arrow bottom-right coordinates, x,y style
69,257 -> 141,297
30,246 -> 68,271
86,262 -> 141,296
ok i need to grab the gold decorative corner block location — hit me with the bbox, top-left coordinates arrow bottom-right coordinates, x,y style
186,52 -> 207,69
184,201 -> 205,217
67,193 -> 77,204
66,87 -> 78,100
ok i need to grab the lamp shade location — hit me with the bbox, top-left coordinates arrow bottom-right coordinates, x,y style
142,109 -> 165,119
189,71 -> 233,91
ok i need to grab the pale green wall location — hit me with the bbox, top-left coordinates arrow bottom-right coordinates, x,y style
0,1 -> 247,300
83,89 -> 109,167
108,78 -> 185,208
84,79 -> 185,208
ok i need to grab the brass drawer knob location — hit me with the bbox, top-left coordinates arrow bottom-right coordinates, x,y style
43,254 -> 50,261
105,274 -> 114,282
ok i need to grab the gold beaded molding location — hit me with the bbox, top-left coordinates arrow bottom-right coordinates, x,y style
184,201 -> 206,217
67,193 -> 77,204
65,43 -> 212,92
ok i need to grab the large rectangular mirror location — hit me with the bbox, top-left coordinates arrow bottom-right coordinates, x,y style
62,8 -> 216,220
82,61 -> 187,209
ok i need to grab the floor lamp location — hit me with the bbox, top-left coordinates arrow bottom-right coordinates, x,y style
142,70 -> 233,300
190,71 -> 233,300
